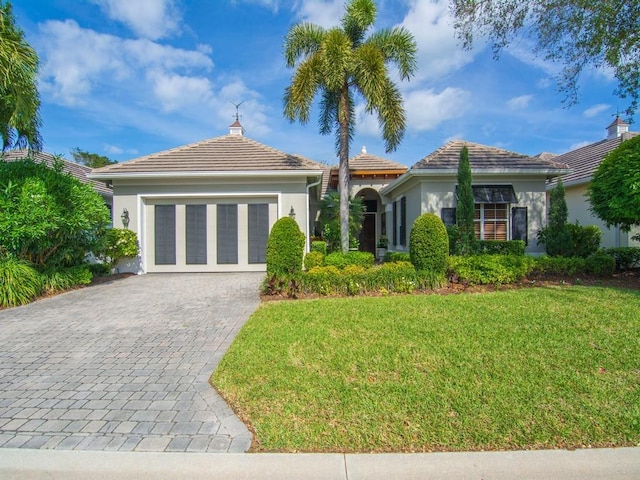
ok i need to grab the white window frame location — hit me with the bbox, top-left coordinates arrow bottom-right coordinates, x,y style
475,203 -> 510,241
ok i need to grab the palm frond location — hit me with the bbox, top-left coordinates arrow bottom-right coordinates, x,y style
283,54 -> 323,124
284,22 -> 326,67
342,0 -> 376,46
366,28 -> 418,80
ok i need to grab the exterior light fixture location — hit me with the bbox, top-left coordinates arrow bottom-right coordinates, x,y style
288,206 -> 296,219
121,208 -> 130,229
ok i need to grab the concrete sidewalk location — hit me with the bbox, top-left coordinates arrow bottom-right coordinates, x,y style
1,447 -> 639,479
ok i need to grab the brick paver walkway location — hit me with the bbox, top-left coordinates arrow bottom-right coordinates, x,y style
0,273 -> 262,452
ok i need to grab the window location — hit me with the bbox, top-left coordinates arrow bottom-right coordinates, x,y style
392,201 -> 398,245
155,205 -> 176,265
248,204 -> 269,264
475,203 -> 508,240
217,204 -> 238,264
186,205 -> 207,265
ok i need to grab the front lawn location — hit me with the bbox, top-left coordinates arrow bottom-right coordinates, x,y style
212,286 -> 640,452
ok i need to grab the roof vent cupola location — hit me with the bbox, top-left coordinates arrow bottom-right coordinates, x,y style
606,116 -> 629,140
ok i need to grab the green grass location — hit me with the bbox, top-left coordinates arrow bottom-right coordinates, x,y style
212,286 -> 640,452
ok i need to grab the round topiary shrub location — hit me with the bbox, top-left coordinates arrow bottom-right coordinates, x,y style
409,213 -> 449,273
266,217 -> 305,276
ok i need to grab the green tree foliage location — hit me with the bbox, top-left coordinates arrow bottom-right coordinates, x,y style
283,0 -> 417,253
266,217 -> 305,276
0,2 -> 41,150
0,157 -> 111,267
451,1 -> 640,116
588,135 -> 640,232
409,213 -> 449,273
455,145 -> 476,255
543,178 -> 572,256
71,148 -> 117,168
319,191 -> 365,253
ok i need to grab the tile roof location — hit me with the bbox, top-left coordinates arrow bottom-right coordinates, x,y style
347,152 -> 407,171
1,149 -> 113,197
548,132 -> 639,187
411,140 -> 569,171
92,134 -> 325,174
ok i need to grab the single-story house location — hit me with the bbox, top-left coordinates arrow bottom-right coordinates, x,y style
546,117 -> 639,248
90,123 -> 573,273
1,149 -> 113,211
379,141 -> 571,255
90,122 -> 326,273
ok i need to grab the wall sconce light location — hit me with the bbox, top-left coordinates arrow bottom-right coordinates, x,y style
121,208 -> 130,229
288,206 -> 296,219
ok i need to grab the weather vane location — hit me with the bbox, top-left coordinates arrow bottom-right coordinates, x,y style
230,100 -> 245,122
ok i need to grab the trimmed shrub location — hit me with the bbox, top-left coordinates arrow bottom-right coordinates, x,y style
304,251 -> 325,270
585,254 -> 616,277
447,255 -> 535,285
325,251 -> 375,269
266,217 -> 305,276
603,247 -> 640,270
0,258 -> 43,308
87,262 -> 112,277
384,251 -> 411,263
310,241 -> 327,255
567,223 -> 601,258
531,254 -> 615,277
476,240 -> 525,256
409,213 -> 449,273
41,265 -> 92,294
532,256 -> 586,276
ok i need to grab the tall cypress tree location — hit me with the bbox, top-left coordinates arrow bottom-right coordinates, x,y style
456,145 -> 476,254
546,178 -> 571,256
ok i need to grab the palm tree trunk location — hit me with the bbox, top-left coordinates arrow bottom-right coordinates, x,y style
338,87 -> 350,254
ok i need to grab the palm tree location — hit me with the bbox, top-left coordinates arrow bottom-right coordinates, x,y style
284,0 -> 416,253
0,1 -> 42,151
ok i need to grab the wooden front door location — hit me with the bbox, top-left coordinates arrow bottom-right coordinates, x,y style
359,214 -> 376,255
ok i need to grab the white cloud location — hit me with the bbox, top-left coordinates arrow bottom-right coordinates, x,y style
91,0 -> 180,40
38,20 -> 213,109
405,87 -> 471,131
444,132 -> 463,143
294,0 -> 344,28
569,140 -> 591,151
507,94 -> 534,110
36,20 -> 270,140
400,0 -> 478,81
583,103 -> 610,118
104,144 -> 123,155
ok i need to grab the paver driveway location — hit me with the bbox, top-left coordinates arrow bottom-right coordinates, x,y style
0,273 -> 263,453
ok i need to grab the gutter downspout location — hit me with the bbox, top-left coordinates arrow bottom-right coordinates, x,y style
306,176 -> 323,253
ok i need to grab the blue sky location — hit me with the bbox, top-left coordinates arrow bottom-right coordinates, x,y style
14,0 -> 626,167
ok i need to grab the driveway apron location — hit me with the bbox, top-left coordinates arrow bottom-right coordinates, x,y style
0,273 -> 263,453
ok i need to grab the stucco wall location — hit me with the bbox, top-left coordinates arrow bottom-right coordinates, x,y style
384,174 -> 549,254
111,176 -> 313,273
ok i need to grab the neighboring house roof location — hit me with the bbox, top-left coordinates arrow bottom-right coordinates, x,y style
1,149 -> 113,197
411,140 -> 569,171
91,134 -> 325,176
381,140 -> 571,196
548,132 -> 639,188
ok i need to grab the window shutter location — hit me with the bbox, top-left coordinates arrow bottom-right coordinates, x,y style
512,207 -> 528,245
186,205 -> 207,265
441,208 -> 456,227
155,205 -> 176,265
248,204 -> 269,264
392,201 -> 398,245
400,197 -> 407,246
217,204 -> 238,264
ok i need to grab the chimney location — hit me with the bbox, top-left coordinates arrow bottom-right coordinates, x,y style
229,120 -> 244,136
606,116 -> 629,140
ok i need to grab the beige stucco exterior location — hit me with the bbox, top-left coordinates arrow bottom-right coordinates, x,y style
382,173 -> 550,254
560,182 -> 639,248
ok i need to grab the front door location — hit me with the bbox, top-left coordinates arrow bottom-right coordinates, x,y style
359,214 -> 376,255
